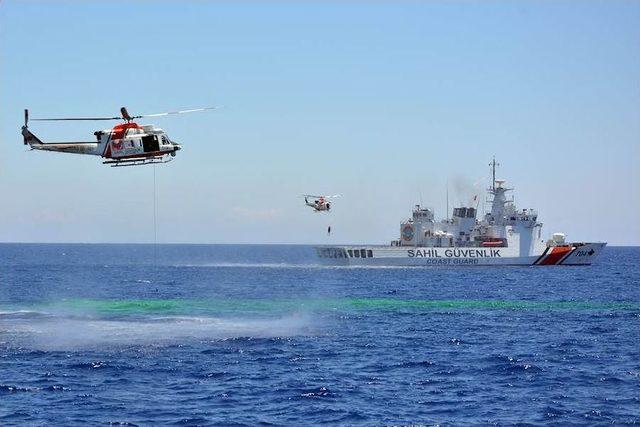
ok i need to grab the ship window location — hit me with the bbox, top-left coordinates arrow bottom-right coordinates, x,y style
367,250 -> 373,258
347,250 -> 353,258
360,249 -> 367,258
354,250 -> 360,258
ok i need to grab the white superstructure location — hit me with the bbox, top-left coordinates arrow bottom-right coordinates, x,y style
316,159 -> 606,266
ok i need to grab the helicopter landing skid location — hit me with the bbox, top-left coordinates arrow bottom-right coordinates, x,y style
103,156 -> 172,167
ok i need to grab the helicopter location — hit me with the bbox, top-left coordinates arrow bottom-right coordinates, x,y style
21,106 -> 214,167
303,194 -> 340,212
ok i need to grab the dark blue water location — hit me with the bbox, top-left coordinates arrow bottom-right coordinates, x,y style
1,244 -> 639,426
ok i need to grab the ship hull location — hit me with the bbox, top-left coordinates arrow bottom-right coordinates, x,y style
316,243 -> 606,266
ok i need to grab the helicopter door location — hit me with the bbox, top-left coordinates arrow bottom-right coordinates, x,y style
142,135 -> 160,153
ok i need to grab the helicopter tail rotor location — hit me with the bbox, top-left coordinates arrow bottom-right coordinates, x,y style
21,109 -> 37,145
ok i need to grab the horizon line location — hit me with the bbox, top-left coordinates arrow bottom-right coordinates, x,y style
0,241 -> 637,248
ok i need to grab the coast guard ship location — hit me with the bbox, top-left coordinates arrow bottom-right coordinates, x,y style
317,159 -> 606,266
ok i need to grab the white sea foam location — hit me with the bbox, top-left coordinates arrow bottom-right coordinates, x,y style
0,310 -> 48,317
1,313 -> 314,351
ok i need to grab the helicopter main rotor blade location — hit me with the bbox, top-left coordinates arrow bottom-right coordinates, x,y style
132,107 -> 216,119
31,116 -> 121,121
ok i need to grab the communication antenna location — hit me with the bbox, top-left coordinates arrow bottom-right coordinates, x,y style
446,179 -> 449,222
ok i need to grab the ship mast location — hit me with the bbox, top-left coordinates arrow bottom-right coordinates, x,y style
490,156 -> 500,192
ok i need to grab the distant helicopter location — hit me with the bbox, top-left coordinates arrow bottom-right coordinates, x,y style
21,106 -> 214,167
303,194 -> 340,212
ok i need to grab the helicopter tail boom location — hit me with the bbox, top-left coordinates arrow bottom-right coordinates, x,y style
22,120 -> 101,156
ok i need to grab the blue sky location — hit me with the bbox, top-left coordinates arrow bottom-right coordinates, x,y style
1,1 -> 638,245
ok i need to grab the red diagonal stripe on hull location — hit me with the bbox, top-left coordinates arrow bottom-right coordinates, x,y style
540,246 -> 572,265
534,247 -> 550,265
557,247 -> 575,265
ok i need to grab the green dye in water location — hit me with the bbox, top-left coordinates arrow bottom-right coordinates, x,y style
20,298 -> 639,315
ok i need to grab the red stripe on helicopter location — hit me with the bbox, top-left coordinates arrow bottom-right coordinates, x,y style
538,246 -> 572,265
111,122 -> 141,140
103,123 -> 141,158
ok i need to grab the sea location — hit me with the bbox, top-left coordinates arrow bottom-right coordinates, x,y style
1,244 -> 638,426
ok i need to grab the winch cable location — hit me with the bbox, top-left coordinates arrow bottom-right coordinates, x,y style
152,163 -> 158,283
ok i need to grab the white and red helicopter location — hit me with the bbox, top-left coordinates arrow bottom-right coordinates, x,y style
21,106 -> 213,167
303,194 -> 340,212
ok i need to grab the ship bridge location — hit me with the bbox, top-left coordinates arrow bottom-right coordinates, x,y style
391,158 -> 545,256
